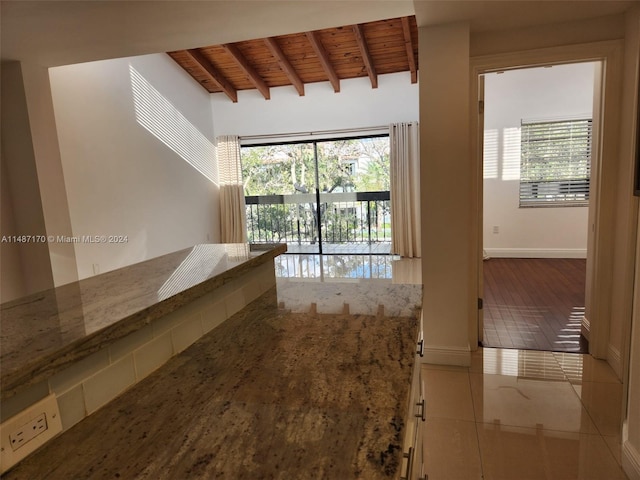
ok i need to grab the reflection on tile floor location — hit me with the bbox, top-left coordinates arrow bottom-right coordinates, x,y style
275,255 -> 422,316
423,347 -> 628,480
285,242 -> 392,255
275,254 -> 421,282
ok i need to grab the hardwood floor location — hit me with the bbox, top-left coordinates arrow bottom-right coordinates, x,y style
482,258 -> 589,353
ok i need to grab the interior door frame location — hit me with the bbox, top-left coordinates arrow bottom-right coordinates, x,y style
469,40 -> 625,359
476,73 -> 485,345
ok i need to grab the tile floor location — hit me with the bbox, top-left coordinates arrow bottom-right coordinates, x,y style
422,347 -> 628,479
285,242 -> 392,255
275,253 -> 419,281
274,254 -> 422,316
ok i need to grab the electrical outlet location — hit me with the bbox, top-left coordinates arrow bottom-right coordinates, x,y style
492,226 -> 500,234
1,394 -> 62,474
9,413 -> 47,451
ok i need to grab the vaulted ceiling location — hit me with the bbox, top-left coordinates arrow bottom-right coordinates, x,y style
167,15 -> 419,102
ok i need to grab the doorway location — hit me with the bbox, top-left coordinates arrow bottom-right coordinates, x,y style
480,62 -> 597,353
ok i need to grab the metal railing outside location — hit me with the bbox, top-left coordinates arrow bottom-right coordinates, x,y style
245,191 -> 391,247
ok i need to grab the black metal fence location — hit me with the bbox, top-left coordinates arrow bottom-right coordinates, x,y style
245,191 -> 391,246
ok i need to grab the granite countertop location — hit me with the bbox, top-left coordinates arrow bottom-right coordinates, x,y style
0,243 -> 286,400
4,287 -> 419,479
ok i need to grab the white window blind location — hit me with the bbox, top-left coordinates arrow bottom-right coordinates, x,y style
519,118 -> 592,207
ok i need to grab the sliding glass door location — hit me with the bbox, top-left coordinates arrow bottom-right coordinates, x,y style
242,142 -> 320,252
242,135 -> 390,254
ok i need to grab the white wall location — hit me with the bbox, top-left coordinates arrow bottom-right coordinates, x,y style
420,22 -> 473,366
1,152 -> 27,302
483,63 -> 595,258
211,72 -> 418,138
1,62 -> 55,300
623,7 -> 640,479
21,63 -> 79,288
50,53 -> 219,280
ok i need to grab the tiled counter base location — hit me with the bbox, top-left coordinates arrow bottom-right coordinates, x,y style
0,244 -> 284,473
3,288 -> 420,479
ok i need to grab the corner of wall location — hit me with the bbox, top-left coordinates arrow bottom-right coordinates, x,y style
1,61 -> 55,297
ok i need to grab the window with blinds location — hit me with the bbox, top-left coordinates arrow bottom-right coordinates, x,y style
519,118 -> 592,207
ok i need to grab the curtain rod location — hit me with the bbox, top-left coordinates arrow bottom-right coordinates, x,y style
239,125 -> 390,142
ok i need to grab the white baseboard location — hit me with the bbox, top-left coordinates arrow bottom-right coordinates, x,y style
422,345 -> 471,367
582,315 -> 591,341
483,248 -> 587,259
607,344 -> 623,379
623,440 -> 640,480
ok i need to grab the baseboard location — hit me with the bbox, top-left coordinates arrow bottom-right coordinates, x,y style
483,248 -> 587,259
607,344 -> 623,379
623,439 -> 640,480
422,345 -> 471,367
582,316 -> 591,341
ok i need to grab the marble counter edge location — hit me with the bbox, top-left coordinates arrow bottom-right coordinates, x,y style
3,287 -> 420,479
1,244 -> 286,400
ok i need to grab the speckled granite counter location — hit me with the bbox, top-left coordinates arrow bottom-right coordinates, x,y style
3,287 -> 419,479
0,243 -> 286,400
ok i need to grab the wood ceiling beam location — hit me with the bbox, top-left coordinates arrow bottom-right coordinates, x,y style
352,24 -> 378,89
305,31 -> 340,93
222,43 -> 271,100
264,37 -> 305,96
185,49 -> 238,102
401,16 -> 417,84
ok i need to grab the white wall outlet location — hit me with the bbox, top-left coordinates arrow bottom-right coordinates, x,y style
0,394 -> 63,474
8,413 -> 47,451
492,226 -> 500,234
92,263 -> 100,275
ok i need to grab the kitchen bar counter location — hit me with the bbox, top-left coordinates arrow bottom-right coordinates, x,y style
4,287 -> 420,479
0,243 -> 286,400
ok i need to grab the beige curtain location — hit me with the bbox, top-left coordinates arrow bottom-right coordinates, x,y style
390,122 -> 421,257
217,135 -> 247,243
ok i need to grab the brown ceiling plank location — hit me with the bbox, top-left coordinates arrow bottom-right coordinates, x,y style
401,16 -> 417,84
222,43 -> 270,100
230,42 -> 287,80
305,31 -> 340,93
185,49 -> 237,102
351,24 -> 377,88
170,16 -> 419,98
167,52 -> 218,93
264,37 -> 305,96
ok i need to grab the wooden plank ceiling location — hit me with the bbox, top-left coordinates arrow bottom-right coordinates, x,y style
168,15 -> 418,102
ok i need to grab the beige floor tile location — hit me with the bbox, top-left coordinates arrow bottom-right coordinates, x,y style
470,373 -> 598,434
469,348 -> 485,374
603,434 -> 623,466
572,381 -> 623,436
391,258 -> 422,284
422,418 -> 482,480
554,352 -> 621,384
423,368 -> 475,422
477,424 -> 627,480
476,348 -> 566,380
